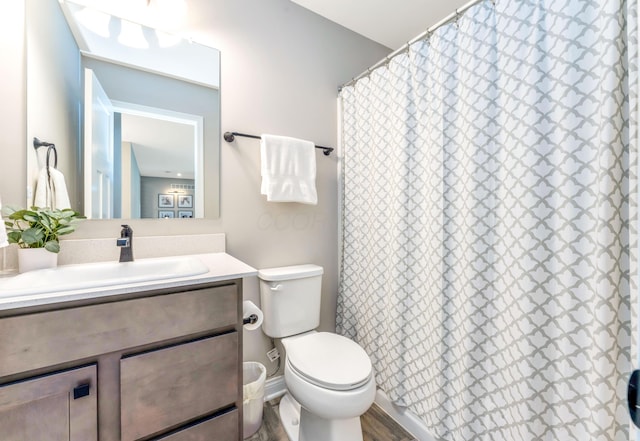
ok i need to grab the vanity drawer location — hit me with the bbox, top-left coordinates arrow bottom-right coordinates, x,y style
0,284 -> 238,378
153,410 -> 238,441
120,333 -> 238,441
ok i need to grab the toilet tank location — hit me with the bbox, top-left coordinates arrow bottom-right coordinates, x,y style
258,264 -> 323,338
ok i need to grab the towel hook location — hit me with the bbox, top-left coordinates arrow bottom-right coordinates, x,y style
33,137 -> 58,168
33,137 -> 55,150
46,145 -> 58,169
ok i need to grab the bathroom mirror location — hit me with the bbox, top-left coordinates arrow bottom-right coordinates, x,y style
26,0 -> 220,219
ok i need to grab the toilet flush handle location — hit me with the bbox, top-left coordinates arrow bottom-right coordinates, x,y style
270,284 -> 283,291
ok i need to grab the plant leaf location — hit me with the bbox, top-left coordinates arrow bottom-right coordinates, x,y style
8,209 -> 28,220
44,241 -> 60,253
21,228 -> 44,245
56,225 -> 75,235
40,215 -> 52,230
23,213 -> 39,223
7,232 -> 20,243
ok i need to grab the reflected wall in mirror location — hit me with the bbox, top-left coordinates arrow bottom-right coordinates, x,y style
26,0 -> 220,219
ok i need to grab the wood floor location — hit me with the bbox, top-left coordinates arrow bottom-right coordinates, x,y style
245,398 -> 418,441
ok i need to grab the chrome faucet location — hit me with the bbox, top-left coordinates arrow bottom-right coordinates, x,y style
117,225 -> 134,263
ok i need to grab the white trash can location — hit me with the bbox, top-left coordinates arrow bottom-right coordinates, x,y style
243,361 -> 267,438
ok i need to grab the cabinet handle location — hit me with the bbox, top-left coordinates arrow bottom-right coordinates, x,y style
73,383 -> 91,400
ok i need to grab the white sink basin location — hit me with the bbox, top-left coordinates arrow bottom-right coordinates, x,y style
0,256 -> 209,297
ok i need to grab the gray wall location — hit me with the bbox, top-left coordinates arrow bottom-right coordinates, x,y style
130,151 -> 141,219
120,141 -> 142,219
140,176 -> 195,219
0,0 -> 389,368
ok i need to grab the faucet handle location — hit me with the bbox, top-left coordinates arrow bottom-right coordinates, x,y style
117,225 -> 134,262
117,225 -> 132,247
116,237 -> 130,247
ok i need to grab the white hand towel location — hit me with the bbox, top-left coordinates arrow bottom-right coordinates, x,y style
260,134 -> 318,205
33,167 -> 71,210
0,197 -> 8,248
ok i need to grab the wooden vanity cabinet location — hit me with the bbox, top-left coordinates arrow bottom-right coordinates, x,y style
0,280 -> 244,441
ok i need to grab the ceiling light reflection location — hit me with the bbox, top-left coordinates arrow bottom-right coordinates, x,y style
68,0 -> 188,33
155,29 -> 182,48
117,21 -> 149,49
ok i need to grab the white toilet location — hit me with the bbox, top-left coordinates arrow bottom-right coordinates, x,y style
259,264 -> 376,441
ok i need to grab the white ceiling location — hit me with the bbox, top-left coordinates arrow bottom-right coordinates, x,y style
77,0 -> 475,51
120,114 -> 195,180
290,0 -> 472,49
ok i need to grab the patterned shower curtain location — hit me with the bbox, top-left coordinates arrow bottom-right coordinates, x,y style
337,0 -> 638,440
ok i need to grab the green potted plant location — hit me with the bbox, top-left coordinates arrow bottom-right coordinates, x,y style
3,206 -> 84,272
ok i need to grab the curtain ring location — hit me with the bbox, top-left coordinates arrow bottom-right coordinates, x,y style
424,31 -> 432,46
454,10 -> 461,28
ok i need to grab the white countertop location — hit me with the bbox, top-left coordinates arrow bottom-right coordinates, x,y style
0,253 -> 257,312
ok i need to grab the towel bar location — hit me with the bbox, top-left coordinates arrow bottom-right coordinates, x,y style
224,131 -> 334,156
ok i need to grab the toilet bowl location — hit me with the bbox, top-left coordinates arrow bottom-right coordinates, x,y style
279,332 -> 376,441
258,265 -> 376,441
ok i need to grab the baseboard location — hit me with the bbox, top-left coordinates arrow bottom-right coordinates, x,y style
264,375 -> 287,402
374,389 -> 437,441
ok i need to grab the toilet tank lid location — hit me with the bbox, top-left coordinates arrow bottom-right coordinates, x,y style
258,264 -> 323,281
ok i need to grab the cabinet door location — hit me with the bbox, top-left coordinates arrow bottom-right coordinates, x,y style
0,365 -> 97,441
120,333 -> 238,441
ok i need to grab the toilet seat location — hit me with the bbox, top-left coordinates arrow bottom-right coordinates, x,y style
285,332 -> 372,391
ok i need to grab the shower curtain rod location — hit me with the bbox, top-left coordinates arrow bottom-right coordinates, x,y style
223,131 -> 334,156
338,0 -> 489,91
